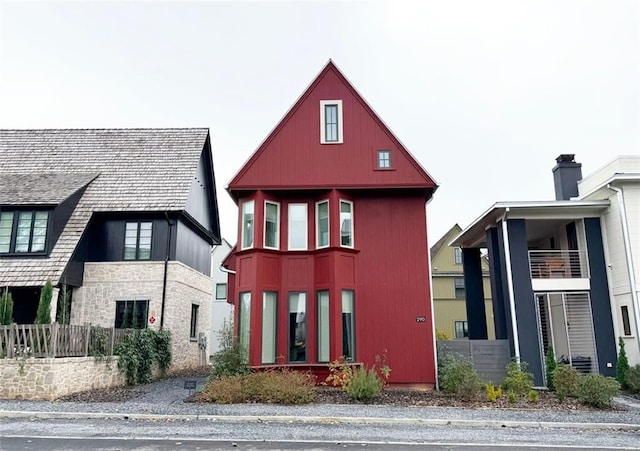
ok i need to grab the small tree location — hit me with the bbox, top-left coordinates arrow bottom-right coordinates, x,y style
617,337 -> 630,389
56,284 -> 71,325
36,279 -> 53,324
545,346 -> 557,391
0,287 -> 14,325
210,318 -> 249,379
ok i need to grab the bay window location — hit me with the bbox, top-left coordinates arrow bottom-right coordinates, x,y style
316,200 -> 329,248
288,292 -> 307,362
264,201 -> 280,249
262,292 -> 277,364
241,201 -> 254,250
342,290 -> 355,361
317,291 -> 330,362
340,200 -> 353,248
288,203 -> 307,250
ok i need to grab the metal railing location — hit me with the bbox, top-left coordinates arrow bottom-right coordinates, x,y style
0,323 -> 135,359
528,250 -> 589,279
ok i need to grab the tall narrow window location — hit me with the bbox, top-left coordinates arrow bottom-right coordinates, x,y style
317,291 -> 330,362
0,212 -> 14,253
377,150 -> 391,169
454,321 -> 469,338
288,292 -> 307,362
288,203 -> 308,250
190,304 -> 199,339
241,201 -> 254,250
342,290 -> 355,361
320,100 -> 343,144
124,222 -> 152,260
239,292 -> 251,363
316,200 -> 329,248
621,306 -> 632,336
262,292 -> 277,364
454,248 -> 463,264
454,278 -> 465,299
264,201 -> 280,249
340,200 -> 353,248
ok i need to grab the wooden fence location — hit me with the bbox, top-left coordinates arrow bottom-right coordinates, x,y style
0,324 -> 135,359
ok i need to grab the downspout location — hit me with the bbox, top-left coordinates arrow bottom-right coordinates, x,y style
160,212 -> 174,330
219,265 -> 236,275
608,184 -> 640,350
501,208 -> 521,362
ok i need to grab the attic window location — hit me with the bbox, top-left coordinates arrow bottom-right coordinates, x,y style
320,100 -> 343,144
377,150 -> 391,169
0,210 -> 49,254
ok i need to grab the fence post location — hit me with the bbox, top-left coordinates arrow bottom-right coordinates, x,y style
110,327 -> 116,356
8,324 -> 15,359
85,325 -> 91,357
50,323 -> 58,358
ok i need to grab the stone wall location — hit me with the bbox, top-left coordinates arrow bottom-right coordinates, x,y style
0,356 -> 124,400
72,261 -> 212,368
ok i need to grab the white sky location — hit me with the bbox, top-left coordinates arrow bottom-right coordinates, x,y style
1,0 -> 638,245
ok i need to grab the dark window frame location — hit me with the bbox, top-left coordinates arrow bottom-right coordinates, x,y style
454,247 -> 463,265
288,291 -> 307,363
454,320 -> 469,339
622,305 -> 632,336
114,299 -> 149,329
342,289 -> 356,362
0,209 -> 50,255
324,104 -> 339,142
454,277 -> 465,299
123,221 -> 153,261
190,304 -> 199,339
215,283 -> 228,300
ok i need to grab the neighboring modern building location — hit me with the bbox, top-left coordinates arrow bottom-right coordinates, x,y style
431,224 -> 494,340
0,128 -> 221,367
452,154 -> 638,386
210,238 -> 234,358
224,61 -> 439,386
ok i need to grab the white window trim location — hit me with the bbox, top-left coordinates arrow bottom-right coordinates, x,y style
377,150 -> 391,169
315,200 -> 330,249
340,199 -> 354,249
288,203 -> 308,251
241,200 -> 255,250
263,200 -> 280,250
320,100 -> 343,144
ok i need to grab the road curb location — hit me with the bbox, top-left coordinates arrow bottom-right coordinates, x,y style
1,410 -> 639,431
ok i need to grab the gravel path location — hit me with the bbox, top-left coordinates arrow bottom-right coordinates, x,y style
1,377 -> 640,427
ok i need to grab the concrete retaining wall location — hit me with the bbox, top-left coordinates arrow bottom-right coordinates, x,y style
0,356 -> 124,400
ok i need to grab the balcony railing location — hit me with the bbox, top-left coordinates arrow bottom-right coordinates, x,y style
528,250 -> 589,279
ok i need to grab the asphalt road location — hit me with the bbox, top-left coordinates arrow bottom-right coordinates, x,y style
0,417 -> 639,450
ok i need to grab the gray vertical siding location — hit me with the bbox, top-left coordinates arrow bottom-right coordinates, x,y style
486,227 -> 508,340
462,247 -> 488,339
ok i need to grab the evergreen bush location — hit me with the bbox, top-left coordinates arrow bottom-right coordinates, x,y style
577,374 -> 620,408
210,319 -> 249,379
36,279 -> 53,324
345,367 -> 385,402
616,337 -> 630,389
439,352 -> 482,400
545,346 -> 557,391
625,364 -> 640,394
0,288 -> 13,325
553,364 -> 580,402
502,360 -> 534,397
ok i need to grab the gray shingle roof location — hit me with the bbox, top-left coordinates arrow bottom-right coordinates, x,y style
0,128 -> 210,286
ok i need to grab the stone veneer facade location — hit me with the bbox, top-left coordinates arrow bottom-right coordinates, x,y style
0,357 -> 124,400
72,261 -> 212,367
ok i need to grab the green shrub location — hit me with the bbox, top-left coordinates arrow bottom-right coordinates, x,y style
528,390 -> 539,403
201,370 -> 316,404
577,374 -> 620,408
346,367 -> 385,402
553,364 -> 579,402
210,319 -> 249,379
36,279 -> 53,324
502,361 -> 533,397
545,347 -> 557,391
616,337 -> 630,389
153,329 -> 172,376
0,288 -> 14,325
507,390 -> 516,403
624,364 -> 640,394
485,383 -> 502,402
439,352 -> 482,400
115,329 -> 173,385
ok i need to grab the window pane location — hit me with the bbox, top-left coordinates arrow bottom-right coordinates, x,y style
0,212 -> 13,253
454,248 -> 463,264
454,278 -> 465,299
215,283 -> 227,300
288,292 -> 307,362
622,306 -> 632,336
262,292 -> 277,364
115,300 -> 149,329
316,201 -> 329,248
378,150 -> 390,168
288,204 -> 307,250
325,104 -> 338,142
264,202 -> 279,249
317,291 -> 330,362
190,304 -> 199,338
454,321 -> 469,339
340,201 -> 353,247
239,292 -> 251,363
31,236 -> 46,253
342,290 -> 355,361
242,201 -> 254,249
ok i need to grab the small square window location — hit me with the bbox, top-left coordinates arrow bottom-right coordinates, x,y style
377,150 -> 391,169
215,283 -> 227,300
454,321 -> 469,339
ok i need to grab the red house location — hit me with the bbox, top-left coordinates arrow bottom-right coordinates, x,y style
225,61 -> 438,386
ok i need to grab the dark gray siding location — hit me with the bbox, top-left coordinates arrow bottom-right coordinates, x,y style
585,217 -> 617,377
50,187 -> 87,253
175,219 -> 211,275
462,247 -> 488,339
486,227 -> 508,340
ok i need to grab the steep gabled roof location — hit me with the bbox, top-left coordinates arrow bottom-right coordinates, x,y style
228,60 -> 437,200
430,224 -> 462,259
0,128 -> 212,286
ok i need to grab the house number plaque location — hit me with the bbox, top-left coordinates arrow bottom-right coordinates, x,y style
416,316 -> 426,322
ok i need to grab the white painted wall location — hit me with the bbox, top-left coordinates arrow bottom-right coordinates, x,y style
210,239 -> 234,359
